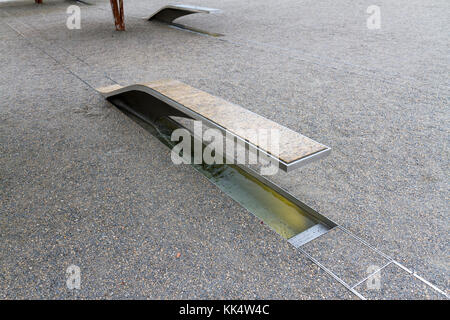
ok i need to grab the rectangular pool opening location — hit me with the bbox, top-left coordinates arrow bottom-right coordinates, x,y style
118,108 -> 335,243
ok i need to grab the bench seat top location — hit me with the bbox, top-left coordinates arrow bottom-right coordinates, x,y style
98,80 -> 330,171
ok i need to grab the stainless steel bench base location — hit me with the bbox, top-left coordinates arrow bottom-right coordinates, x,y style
147,4 -> 220,24
97,81 -> 331,172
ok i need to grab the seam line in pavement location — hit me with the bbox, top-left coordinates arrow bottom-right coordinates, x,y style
336,226 -> 393,260
412,272 -> 448,298
297,247 -> 365,300
350,261 -> 392,290
335,226 -> 449,298
391,261 -> 448,298
4,21 -> 103,93
1,9 -> 119,92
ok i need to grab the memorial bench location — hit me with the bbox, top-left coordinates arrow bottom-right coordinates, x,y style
97,80 -> 330,172
147,4 -> 220,24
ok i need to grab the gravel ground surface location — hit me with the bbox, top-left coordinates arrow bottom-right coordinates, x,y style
0,0 -> 448,299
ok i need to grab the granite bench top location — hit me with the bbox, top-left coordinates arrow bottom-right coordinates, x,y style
98,80 -> 329,166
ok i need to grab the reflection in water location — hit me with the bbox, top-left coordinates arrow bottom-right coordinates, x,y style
122,111 -> 320,239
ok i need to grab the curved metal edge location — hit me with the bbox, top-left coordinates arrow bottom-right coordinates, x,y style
284,147 -> 331,172
98,84 -> 331,172
147,5 -> 219,23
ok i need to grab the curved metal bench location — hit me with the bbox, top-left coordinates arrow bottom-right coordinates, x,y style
147,4 -> 220,24
97,80 -> 330,172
